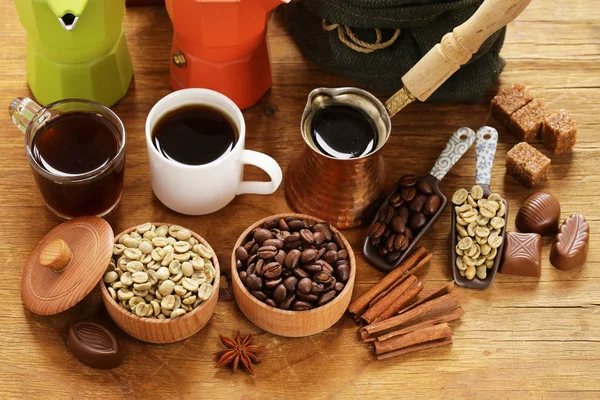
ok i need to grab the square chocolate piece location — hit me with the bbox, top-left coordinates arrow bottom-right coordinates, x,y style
499,232 -> 542,277
491,84 -> 534,126
541,109 -> 577,154
506,142 -> 551,188
509,99 -> 550,143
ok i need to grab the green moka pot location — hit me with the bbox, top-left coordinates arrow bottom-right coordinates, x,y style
15,0 -> 133,107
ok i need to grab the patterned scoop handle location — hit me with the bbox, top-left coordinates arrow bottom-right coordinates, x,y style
429,127 -> 476,181
475,126 -> 499,186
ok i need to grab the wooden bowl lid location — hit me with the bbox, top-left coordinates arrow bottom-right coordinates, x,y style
21,216 -> 114,316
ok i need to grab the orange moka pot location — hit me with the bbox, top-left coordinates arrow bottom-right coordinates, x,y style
166,0 -> 289,110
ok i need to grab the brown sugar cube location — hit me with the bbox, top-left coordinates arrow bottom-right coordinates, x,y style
541,109 -> 577,154
491,84 -> 534,126
509,99 -> 550,143
506,142 -> 551,188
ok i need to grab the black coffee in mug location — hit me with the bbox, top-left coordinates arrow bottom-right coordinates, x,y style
152,105 -> 238,165
310,105 -> 378,159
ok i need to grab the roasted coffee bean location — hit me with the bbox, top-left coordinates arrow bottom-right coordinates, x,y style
409,212 -> 427,231
239,271 -> 247,282
263,238 -> 284,249
275,250 -> 286,265
417,180 -> 432,195
313,231 -> 326,246
236,259 -> 243,271
318,260 -> 334,275
253,228 -> 274,245
296,291 -> 319,302
293,268 -> 309,279
322,278 -> 337,291
288,220 -> 306,232
400,187 -> 417,202
397,206 -> 410,223
246,263 -> 256,276
297,277 -> 313,294
398,174 -> 417,187
303,263 -> 323,274
255,259 -> 265,276
317,247 -> 327,258
273,284 -> 287,303
424,194 -> 442,216
393,234 -> 409,252
257,245 -> 278,259
338,249 -> 349,260
378,205 -> 395,224
235,246 -> 248,262
333,233 -> 345,250
265,299 -> 277,307
314,272 -> 334,284
263,262 -> 282,279
283,235 -> 302,250
264,219 -> 279,229
252,290 -> 267,302
284,276 -> 298,292
299,229 -> 315,246
410,194 -> 427,213
311,282 -> 325,294
243,239 -> 256,253
306,219 -> 316,228
293,301 -> 313,311
336,263 -> 350,282
247,254 -> 257,267
335,282 -> 345,291
278,218 -> 289,231
369,221 -> 386,240
404,227 -> 414,241
318,290 -> 336,306
280,294 -> 295,310
246,274 -> 262,290
313,223 -> 332,241
325,242 -> 338,252
300,248 -> 318,264
389,193 -> 403,208
283,249 -> 301,269
384,234 -> 396,252
264,277 -> 282,289
322,250 -> 338,264
390,216 -> 406,234
378,246 -> 388,256
386,251 -> 402,264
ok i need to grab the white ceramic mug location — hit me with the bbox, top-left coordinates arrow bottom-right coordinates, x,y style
145,89 -> 283,215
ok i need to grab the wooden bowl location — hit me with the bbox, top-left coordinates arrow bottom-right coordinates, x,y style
99,223 -> 220,344
231,213 -> 356,337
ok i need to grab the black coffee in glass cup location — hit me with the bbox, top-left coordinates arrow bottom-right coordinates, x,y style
9,97 -> 126,219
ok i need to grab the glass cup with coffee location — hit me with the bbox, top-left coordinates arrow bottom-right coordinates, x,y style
9,97 -> 126,219
145,89 -> 283,215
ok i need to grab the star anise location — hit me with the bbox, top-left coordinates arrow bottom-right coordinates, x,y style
215,331 -> 263,375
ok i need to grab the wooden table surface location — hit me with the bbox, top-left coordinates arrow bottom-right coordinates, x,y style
1,2 -> 598,399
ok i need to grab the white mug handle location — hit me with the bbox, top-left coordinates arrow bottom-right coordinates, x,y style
236,150 -> 283,195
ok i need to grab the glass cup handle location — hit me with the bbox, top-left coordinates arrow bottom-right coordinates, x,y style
236,150 -> 283,196
9,97 -> 42,134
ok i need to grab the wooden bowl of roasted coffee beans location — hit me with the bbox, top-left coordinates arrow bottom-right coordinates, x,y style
231,213 -> 356,337
99,222 -> 220,344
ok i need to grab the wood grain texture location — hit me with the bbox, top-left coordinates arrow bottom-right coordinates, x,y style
100,223 -> 220,344
0,1 -> 599,399
231,213 -> 355,337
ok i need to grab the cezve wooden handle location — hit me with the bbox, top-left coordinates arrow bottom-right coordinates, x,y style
402,0 -> 532,102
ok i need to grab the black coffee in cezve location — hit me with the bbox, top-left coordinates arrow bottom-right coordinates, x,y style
152,105 -> 238,165
310,105 -> 378,159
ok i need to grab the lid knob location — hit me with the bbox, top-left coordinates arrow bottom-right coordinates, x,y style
40,239 -> 72,271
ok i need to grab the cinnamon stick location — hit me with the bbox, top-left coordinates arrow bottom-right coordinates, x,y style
397,281 -> 454,315
348,247 -> 427,316
363,292 -> 460,336
360,276 -> 418,324
374,323 -> 453,355
372,279 -> 423,323
368,253 -> 432,308
376,307 -> 464,342
376,337 -> 453,360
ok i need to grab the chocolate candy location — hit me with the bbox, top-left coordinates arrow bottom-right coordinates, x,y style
499,232 -> 542,277
550,214 -> 589,271
66,321 -> 123,369
506,142 -> 551,188
515,192 -> 560,235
